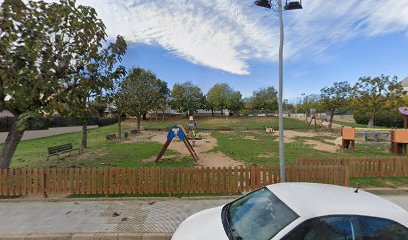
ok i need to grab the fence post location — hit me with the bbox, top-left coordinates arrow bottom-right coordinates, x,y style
379,159 -> 385,177
43,170 -> 47,197
344,167 -> 349,186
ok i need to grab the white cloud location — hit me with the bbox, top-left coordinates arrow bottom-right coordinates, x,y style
23,0 -> 408,74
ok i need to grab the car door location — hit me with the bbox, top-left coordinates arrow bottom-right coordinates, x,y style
281,215 -> 361,240
357,216 -> 408,240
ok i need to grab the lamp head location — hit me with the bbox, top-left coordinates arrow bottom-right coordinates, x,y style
284,1 -> 303,10
254,0 -> 271,9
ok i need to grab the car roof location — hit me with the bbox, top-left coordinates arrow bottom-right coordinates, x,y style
267,183 -> 408,226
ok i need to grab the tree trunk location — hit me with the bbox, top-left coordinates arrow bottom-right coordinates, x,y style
162,110 -> 165,121
368,114 -> 375,128
81,124 -> 87,150
221,109 -> 223,117
329,112 -> 334,129
0,125 -> 24,169
211,109 -> 214,117
142,112 -> 147,120
155,110 -> 158,121
118,113 -> 122,142
137,114 -> 141,133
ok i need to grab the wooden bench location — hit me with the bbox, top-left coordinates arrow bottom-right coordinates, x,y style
47,143 -> 80,160
106,134 -> 117,141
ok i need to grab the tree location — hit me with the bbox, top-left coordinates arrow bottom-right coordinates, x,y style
90,97 -> 108,117
67,35 -> 127,150
0,0 -> 107,168
352,75 -> 404,128
297,94 -> 321,114
153,79 -> 170,121
109,81 -> 129,142
170,82 -> 205,116
227,91 -> 244,114
124,67 -> 160,132
320,81 -> 352,129
251,87 -> 278,113
207,83 -> 243,116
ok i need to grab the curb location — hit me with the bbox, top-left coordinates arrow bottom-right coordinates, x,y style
365,188 -> 408,196
0,195 -> 240,203
0,233 -> 173,240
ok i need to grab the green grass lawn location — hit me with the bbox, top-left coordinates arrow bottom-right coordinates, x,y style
9,123 -> 185,168
350,177 -> 408,188
139,116 -> 308,130
2,116 -> 398,169
211,131 -> 392,166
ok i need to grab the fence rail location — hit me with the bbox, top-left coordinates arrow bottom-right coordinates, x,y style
0,166 -> 348,197
298,157 -> 408,178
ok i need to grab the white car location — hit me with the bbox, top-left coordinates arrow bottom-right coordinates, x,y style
172,183 -> 408,240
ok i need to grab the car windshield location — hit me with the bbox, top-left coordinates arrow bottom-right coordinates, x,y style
224,188 -> 299,240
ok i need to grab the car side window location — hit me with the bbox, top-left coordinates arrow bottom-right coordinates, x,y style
358,216 -> 408,240
283,216 -> 359,240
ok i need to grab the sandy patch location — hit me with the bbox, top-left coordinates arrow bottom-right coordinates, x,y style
143,131 -> 242,168
257,153 -> 276,158
242,135 -> 258,140
324,138 -> 336,145
303,139 -> 338,153
196,152 -> 243,168
273,130 -> 333,144
150,132 -> 217,155
123,131 -> 154,143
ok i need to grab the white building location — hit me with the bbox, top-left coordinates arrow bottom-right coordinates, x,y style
402,77 -> 408,93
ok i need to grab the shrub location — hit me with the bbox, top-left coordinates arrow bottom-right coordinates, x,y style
354,109 -> 404,128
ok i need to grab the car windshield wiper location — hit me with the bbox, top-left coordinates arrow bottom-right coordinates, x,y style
223,204 -> 243,240
222,204 -> 239,240
230,227 -> 243,240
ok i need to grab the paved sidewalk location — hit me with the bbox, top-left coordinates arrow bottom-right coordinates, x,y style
0,126 -> 98,144
0,192 -> 406,239
0,197 -> 233,239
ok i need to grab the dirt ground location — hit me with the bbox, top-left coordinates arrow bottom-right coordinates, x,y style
271,130 -> 339,153
127,129 -> 340,167
127,131 -> 243,168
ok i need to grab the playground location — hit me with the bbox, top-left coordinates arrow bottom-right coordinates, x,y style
7,116 -> 403,169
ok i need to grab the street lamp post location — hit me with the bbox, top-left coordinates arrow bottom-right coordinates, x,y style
254,0 -> 302,183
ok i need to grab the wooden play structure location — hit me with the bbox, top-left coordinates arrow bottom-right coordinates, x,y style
391,130 -> 408,155
341,127 -> 355,150
155,125 -> 199,163
306,109 -> 317,131
187,115 -> 197,131
341,126 -> 408,155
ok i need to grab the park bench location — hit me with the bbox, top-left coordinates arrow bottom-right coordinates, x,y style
106,134 -> 116,141
47,143 -> 80,160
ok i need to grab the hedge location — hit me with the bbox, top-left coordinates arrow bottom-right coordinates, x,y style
354,109 -> 404,128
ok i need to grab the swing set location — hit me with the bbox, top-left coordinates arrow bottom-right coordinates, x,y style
155,125 -> 199,163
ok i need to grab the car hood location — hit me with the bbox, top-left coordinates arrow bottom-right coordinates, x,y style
172,206 -> 229,240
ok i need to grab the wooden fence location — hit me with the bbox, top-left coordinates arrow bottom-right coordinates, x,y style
298,157 -> 408,178
0,165 -> 348,197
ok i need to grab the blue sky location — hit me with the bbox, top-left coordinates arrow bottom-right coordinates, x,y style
76,0 -> 408,101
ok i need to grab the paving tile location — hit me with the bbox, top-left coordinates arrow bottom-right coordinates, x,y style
71,233 -> 95,240
117,233 -> 142,240
94,233 -> 118,240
